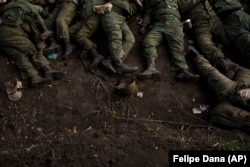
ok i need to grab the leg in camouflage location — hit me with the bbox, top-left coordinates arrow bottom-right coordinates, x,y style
101,11 -> 138,74
76,15 -> 104,69
192,50 -> 237,101
55,2 -> 77,57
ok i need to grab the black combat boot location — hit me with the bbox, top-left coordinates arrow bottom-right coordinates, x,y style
113,58 -> 138,75
139,59 -> 160,79
88,48 -> 105,69
42,64 -> 65,80
100,58 -> 116,74
63,38 -> 74,58
176,69 -> 200,82
217,57 -> 238,79
30,74 -> 52,88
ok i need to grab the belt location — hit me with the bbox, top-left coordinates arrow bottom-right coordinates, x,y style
157,13 -> 174,21
217,7 -> 242,19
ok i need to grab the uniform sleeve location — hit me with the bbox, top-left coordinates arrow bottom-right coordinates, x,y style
128,2 -> 138,16
142,0 -> 152,26
178,0 -> 203,15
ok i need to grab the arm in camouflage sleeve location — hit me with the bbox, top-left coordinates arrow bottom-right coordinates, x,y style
178,0 -> 205,14
142,0 -> 152,26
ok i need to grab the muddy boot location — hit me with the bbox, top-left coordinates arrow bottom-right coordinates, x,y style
30,74 -> 52,88
100,58 -> 116,74
139,59 -> 160,79
217,57 -> 238,79
88,48 -> 105,69
176,69 -> 200,82
63,38 -> 74,58
42,64 -> 65,80
113,58 -> 138,75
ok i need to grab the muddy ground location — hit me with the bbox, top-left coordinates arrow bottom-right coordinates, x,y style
0,19 -> 250,167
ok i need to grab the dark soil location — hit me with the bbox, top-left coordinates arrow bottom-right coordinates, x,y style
0,19 -> 250,167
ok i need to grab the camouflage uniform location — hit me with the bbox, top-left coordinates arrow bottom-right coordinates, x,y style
193,53 -> 250,109
138,0 -> 199,81
209,0 -> 250,65
0,0 -> 49,79
46,0 -> 78,40
180,1 -> 229,64
100,0 -> 139,74
142,0 -> 189,71
70,0 -> 105,50
101,0 -> 137,60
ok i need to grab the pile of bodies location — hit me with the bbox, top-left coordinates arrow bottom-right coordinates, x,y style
1,0 -> 250,130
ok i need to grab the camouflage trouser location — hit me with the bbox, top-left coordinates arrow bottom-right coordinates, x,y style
69,15 -> 99,50
223,11 -> 250,63
45,1 -> 77,40
193,54 -> 250,101
0,25 -> 49,79
143,17 -> 187,71
193,16 -> 229,64
101,11 -> 135,59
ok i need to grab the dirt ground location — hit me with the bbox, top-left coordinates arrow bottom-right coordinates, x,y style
1,19 -> 250,167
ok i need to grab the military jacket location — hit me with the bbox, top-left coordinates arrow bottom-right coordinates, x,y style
209,0 -> 242,14
79,0 -> 105,19
109,0 -> 137,16
1,0 -> 44,26
185,1 -> 216,22
178,0 -> 203,14
143,0 -> 181,25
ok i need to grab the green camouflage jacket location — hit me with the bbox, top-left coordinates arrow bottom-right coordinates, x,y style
79,0 -> 106,19
1,0 -> 44,26
109,0 -> 138,16
142,0 -> 181,26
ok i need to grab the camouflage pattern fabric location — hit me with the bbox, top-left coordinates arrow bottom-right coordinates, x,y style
0,24 -> 49,79
193,54 -> 250,101
182,1 -> 229,64
209,0 -> 250,64
100,0 -> 137,59
70,15 -> 100,50
45,1 -> 77,40
69,0 -> 105,50
142,0 -> 188,71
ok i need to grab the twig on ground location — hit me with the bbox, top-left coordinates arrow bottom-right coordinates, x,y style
38,91 -> 43,100
112,116 -> 216,129
95,76 -> 111,107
